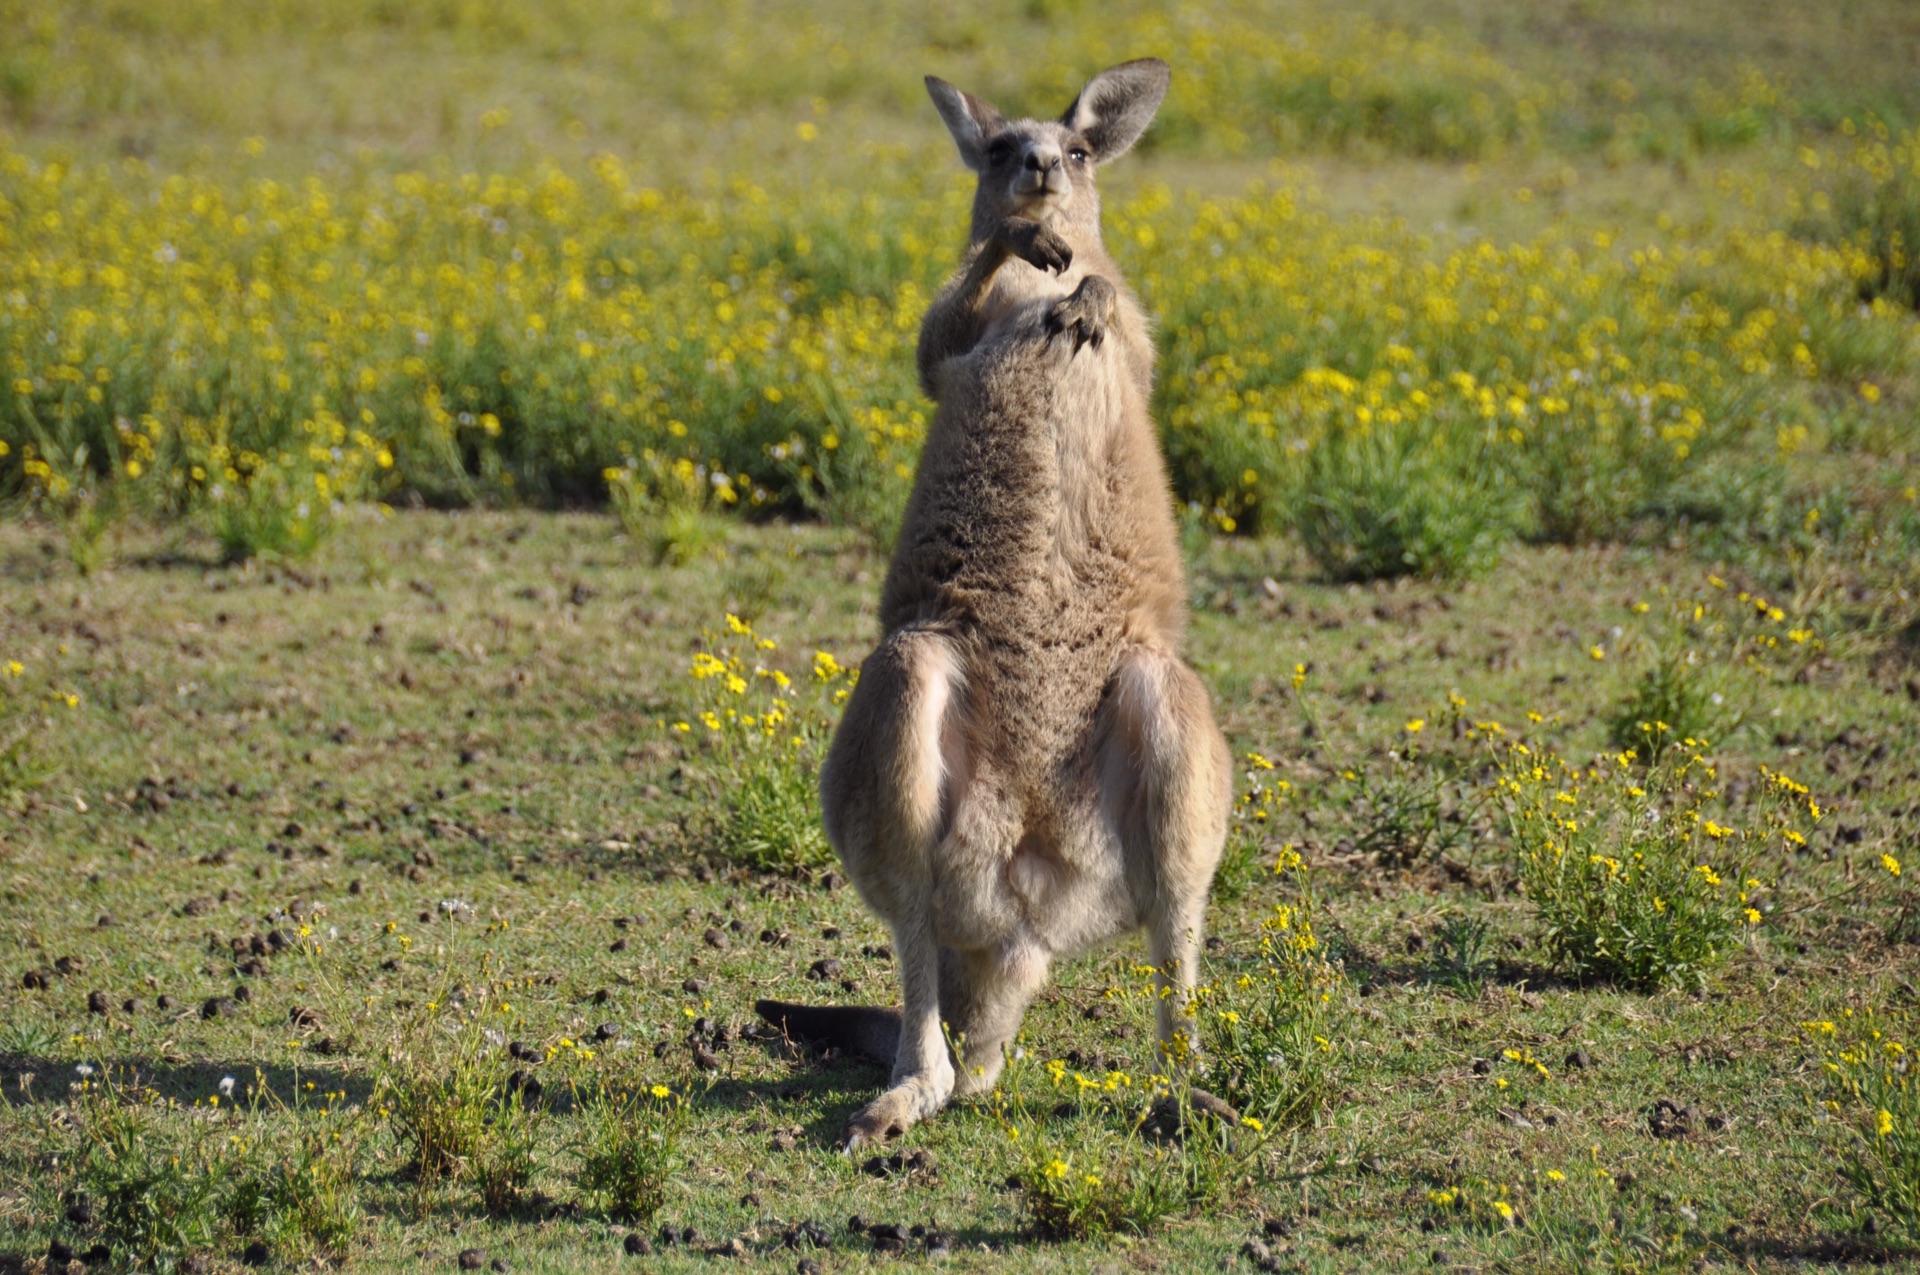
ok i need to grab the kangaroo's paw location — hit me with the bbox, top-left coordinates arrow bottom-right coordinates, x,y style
1045,275 -> 1117,353
842,1074 -> 950,1150
996,218 -> 1073,275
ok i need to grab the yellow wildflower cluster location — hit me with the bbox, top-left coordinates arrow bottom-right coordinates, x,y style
1497,739 -> 1814,989
2,117 -> 1910,556
676,614 -> 855,871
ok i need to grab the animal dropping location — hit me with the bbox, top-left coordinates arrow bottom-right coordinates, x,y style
758,58 -> 1232,1149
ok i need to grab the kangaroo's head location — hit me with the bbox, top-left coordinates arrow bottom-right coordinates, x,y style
925,59 -> 1168,244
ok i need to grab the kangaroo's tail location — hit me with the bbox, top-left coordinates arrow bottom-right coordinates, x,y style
755,999 -> 901,1064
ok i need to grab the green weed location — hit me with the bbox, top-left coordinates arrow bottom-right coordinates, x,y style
567,1080 -> 687,1224
1497,744 -> 1806,990
0,655 -> 75,805
1606,647 -> 1736,765
996,1065 -> 1250,1241
1198,846 -> 1347,1128
1293,423 -> 1510,581
1810,1012 -> 1920,1238
680,615 -> 851,873
66,1069 -> 232,1272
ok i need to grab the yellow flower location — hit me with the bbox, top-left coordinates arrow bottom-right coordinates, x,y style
1883,854 -> 1902,877
1404,719 -> 1425,733
1493,1200 -> 1515,1221
1879,1109 -> 1894,1137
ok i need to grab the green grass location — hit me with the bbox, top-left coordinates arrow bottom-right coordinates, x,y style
2,0 -> 1920,1269
0,512 -> 1916,1271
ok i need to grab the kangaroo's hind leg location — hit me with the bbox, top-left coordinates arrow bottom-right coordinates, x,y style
819,628 -> 971,1148
1095,646 -> 1232,1066
943,942 -> 1050,1097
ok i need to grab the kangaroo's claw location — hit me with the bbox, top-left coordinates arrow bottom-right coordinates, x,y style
1045,275 -> 1117,353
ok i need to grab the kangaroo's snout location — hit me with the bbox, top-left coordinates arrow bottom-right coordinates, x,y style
1018,143 -> 1066,197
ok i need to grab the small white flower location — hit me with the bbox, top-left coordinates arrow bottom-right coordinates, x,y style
218,1075 -> 236,1097
75,1063 -> 95,1078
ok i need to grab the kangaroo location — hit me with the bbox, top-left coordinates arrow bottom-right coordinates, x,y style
757,59 -> 1231,1149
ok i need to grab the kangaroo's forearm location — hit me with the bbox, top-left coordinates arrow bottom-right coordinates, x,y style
916,239 -> 1011,398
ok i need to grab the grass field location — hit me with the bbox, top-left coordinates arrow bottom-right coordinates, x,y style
3,0 -> 1920,1271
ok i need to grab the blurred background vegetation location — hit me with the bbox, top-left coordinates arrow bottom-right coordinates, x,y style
1,0 -> 1915,577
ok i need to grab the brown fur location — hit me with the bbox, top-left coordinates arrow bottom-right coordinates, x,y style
756,59 -> 1231,1148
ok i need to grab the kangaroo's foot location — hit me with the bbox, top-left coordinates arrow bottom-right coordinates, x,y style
843,1056 -> 954,1150
1045,275 -> 1117,353
994,217 -> 1073,275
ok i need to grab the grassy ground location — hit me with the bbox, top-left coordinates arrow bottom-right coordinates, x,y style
1,512 -> 1918,1272
3,0 -> 1920,1270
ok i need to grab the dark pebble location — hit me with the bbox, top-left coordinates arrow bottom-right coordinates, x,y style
157,995 -> 176,1010
201,996 -> 237,1019
1471,1058 -> 1491,1075
47,1240 -> 75,1262
807,958 -> 842,981
121,998 -> 138,1013
458,1249 -> 487,1270
242,1239 -> 271,1265
86,991 -> 109,1015
797,1261 -> 823,1275
1566,1048 -> 1593,1069
682,977 -> 710,995
703,927 -> 729,950
622,1232 -> 652,1255
289,1006 -> 320,1026
594,1023 -> 619,1041
233,983 -> 252,1003
491,1262 -> 510,1273
509,1040 -> 540,1062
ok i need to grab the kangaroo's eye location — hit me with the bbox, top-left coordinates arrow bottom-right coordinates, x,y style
987,142 -> 1015,166
1069,147 -> 1089,163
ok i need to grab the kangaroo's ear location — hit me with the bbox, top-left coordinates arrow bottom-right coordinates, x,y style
925,76 -> 1006,173
1061,58 -> 1169,163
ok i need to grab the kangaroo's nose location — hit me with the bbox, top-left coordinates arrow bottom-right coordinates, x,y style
1024,151 -> 1061,174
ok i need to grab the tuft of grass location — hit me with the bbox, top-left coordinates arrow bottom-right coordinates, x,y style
567,1080 -> 687,1224
1293,424 -> 1510,581
996,1064 -> 1250,1242
1811,1012 -> 1920,1238
229,1084 -> 365,1263
0,654 -> 76,806
1606,646 -> 1735,765
605,453 -> 733,567
1424,912 -> 1497,999
68,1070 -> 230,1273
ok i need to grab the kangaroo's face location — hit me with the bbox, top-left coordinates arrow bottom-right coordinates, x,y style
926,60 -> 1170,240
978,120 -> 1096,223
